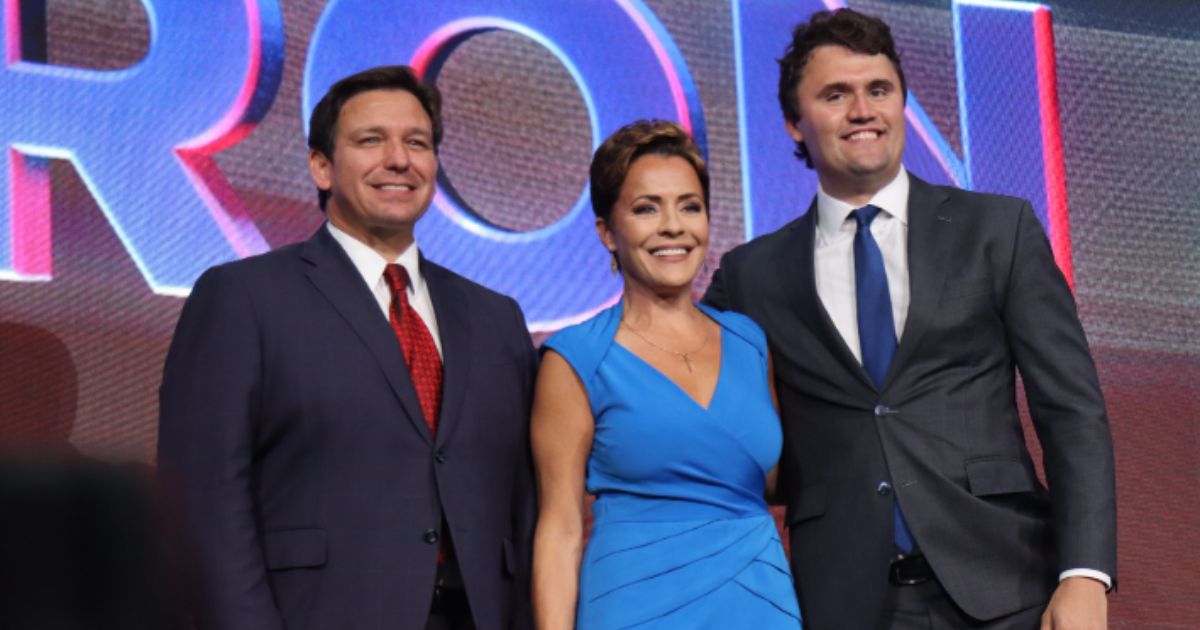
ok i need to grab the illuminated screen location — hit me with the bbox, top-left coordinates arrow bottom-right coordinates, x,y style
0,0 -> 1195,626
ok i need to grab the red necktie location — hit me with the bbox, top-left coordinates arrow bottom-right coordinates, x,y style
383,264 -> 443,435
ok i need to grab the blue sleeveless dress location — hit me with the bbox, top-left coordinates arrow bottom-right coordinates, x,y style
543,302 -> 802,629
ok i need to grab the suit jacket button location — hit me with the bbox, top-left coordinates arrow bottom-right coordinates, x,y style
874,404 -> 890,417
435,450 -> 446,464
423,529 -> 440,544
877,481 -> 893,496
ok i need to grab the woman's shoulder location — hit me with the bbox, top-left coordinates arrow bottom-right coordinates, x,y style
541,302 -> 622,380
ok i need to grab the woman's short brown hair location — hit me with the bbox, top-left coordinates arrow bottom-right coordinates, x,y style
589,120 -> 709,224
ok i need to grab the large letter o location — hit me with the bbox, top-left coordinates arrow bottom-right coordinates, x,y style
304,0 -> 703,329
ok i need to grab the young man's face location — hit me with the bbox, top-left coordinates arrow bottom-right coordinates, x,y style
308,89 -> 438,247
786,45 -> 906,201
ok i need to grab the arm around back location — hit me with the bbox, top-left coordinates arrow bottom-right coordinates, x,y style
506,296 -> 540,630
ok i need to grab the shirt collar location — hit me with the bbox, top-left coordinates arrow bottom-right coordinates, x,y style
325,221 -> 424,295
815,167 -> 910,242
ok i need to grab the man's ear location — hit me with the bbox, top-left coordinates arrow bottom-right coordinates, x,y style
784,118 -> 805,145
308,149 -> 333,191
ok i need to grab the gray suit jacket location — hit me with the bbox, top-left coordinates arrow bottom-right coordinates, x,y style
704,175 -> 1116,629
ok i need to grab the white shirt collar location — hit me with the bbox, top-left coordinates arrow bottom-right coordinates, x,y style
325,222 -> 424,295
815,167 -> 910,242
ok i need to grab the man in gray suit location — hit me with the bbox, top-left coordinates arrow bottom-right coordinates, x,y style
704,9 -> 1115,629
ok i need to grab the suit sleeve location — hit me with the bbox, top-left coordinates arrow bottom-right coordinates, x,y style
1002,202 -> 1117,583
158,266 -> 286,630
507,296 -> 538,630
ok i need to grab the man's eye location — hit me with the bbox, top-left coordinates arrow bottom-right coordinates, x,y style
359,137 -> 382,145
408,139 -> 431,149
825,92 -> 844,103
870,88 -> 889,98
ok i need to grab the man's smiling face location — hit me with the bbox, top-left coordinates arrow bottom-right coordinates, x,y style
786,45 -> 906,202
308,88 -> 438,246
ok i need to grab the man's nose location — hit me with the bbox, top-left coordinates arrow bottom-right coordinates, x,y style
383,141 -> 410,169
848,93 -> 874,121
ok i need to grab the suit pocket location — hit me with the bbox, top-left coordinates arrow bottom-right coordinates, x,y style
965,458 -> 1037,496
263,528 -> 327,570
941,274 -> 993,301
785,481 -> 826,526
264,529 -> 326,629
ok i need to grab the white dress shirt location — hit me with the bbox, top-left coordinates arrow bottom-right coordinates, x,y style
326,222 -> 443,357
811,167 -> 1110,589
814,168 -> 911,361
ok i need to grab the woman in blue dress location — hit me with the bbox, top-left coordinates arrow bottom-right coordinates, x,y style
531,120 -> 802,629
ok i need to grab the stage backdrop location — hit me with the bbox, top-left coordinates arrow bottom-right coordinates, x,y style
1,0 -> 1196,626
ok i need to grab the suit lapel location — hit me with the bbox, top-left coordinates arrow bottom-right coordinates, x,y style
884,175 -> 953,387
422,259 -> 473,448
779,203 -> 877,391
301,227 -> 432,446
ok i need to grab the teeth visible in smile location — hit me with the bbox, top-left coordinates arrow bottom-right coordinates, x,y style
379,184 -> 413,191
848,131 -> 879,141
652,248 -> 688,257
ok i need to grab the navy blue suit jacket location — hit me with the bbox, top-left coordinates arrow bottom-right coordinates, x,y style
159,226 -> 537,630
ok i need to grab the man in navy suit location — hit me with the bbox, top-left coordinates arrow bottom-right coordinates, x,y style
159,66 -> 537,630
705,9 -> 1115,630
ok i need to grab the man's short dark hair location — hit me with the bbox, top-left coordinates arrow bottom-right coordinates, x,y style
307,65 -> 442,210
777,9 -> 907,167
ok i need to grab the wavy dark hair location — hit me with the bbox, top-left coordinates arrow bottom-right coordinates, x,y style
777,9 -> 907,167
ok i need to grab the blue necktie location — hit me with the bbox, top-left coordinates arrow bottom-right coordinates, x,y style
851,205 -> 915,553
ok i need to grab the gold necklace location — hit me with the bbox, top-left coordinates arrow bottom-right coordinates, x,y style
621,318 -> 710,373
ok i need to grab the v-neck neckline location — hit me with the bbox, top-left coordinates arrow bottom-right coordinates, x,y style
612,318 -> 725,413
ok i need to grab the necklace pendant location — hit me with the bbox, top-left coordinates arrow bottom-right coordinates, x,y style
682,354 -> 694,373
